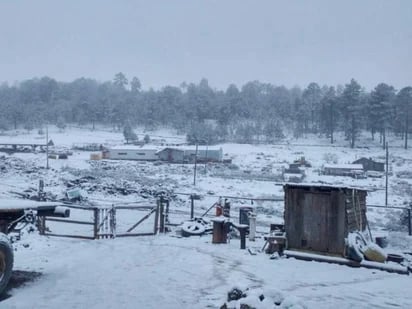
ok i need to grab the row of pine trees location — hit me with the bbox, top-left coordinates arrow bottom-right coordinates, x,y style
0,73 -> 411,148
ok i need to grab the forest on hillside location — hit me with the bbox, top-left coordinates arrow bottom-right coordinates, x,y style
0,73 -> 411,149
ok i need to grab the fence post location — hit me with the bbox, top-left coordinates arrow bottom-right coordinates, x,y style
38,216 -> 46,235
159,196 -> 165,233
165,199 -> 170,225
190,195 -> 194,219
93,208 -> 99,239
408,208 -> 411,236
111,204 -> 116,238
153,199 -> 160,235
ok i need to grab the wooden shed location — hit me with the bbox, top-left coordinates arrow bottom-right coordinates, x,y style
284,184 -> 368,256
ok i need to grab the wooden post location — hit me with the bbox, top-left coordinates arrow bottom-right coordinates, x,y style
165,199 -> 170,225
408,208 -> 411,236
93,208 -> 99,239
38,216 -> 46,235
239,227 -> 247,249
153,200 -> 160,235
248,213 -> 256,241
159,196 -> 165,233
101,208 -> 105,238
111,204 -> 116,238
190,195 -> 194,219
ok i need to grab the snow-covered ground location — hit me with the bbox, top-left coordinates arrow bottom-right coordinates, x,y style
0,126 -> 411,308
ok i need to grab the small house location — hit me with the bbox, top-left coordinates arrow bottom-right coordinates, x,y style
322,164 -> 364,177
284,184 -> 368,256
156,148 -> 185,163
352,157 -> 385,172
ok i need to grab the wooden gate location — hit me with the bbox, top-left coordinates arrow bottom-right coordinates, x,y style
39,199 -> 168,239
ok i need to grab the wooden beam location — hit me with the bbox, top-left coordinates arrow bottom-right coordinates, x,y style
45,218 -> 94,225
116,233 -> 155,237
126,208 -> 156,232
43,233 -> 95,240
284,250 -> 409,275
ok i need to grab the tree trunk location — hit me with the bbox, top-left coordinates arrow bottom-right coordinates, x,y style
405,113 -> 409,150
351,116 -> 355,148
330,104 -> 334,144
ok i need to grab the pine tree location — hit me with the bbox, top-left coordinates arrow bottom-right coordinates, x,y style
341,79 -> 364,148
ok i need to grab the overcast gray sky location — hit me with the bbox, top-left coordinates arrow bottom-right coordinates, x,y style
0,0 -> 411,90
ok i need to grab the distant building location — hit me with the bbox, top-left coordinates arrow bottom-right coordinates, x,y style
156,148 -> 185,163
104,145 -> 224,163
352,157 -> 385,172
322,164 -> 364,177
283,163 -> 305,183
183,147 -> 223,163
106,147 -> 159,161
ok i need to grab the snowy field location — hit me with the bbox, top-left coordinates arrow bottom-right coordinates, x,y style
0,126 -> 412,309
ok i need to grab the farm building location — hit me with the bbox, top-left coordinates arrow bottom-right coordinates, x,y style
352,157 -> 385,172
105,147 -> 159,161
103,146 -> 224,163
184,147 -> 223,163
284,184 -> 368,256
322,164 -> 364,177
156,148 -> 185,163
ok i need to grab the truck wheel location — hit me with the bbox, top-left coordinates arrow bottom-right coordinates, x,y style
0,234 -> 13,295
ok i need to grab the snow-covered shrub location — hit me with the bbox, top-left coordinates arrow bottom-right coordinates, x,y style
384,208 -> 411,232
322,153 -> 338,164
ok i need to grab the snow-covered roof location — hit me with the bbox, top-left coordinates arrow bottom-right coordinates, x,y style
282,182 -> 369,191
109,146 -> 159,151
323,164 -> 363,170
0,199 -> 63,210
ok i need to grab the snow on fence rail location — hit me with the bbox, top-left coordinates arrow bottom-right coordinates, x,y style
38,200 -> 169,239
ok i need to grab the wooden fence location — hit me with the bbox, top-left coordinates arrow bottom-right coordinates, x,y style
38,198 -> 168,240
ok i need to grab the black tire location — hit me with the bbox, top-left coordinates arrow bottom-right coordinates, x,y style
0,234 -> 13,295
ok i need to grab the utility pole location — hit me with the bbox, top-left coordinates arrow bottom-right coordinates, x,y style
46,125 -> 49,169
385,142 -> 389,206
204,140 -> 208,173
193,142 -> 198,186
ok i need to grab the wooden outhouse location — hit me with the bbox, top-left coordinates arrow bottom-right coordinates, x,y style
284,184 -> 367,256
